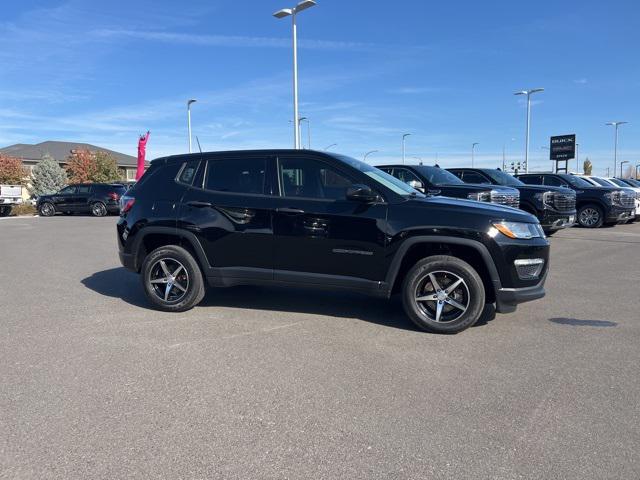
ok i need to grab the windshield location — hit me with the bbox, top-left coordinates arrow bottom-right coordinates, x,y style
560,174 -> 594,188
606,178 -> 628,188
413,166 -> 464,185
481,169 -> 524,187
622,178 -> 640,188
589,177 -> 613,187
332,154 -> 425,197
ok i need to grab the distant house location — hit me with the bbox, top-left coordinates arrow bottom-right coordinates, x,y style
0,140 -> 148,182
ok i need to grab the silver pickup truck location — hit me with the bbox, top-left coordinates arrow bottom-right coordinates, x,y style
0,185 -> 23,216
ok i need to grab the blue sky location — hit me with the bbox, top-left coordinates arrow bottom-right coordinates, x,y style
1,0 -> 638,174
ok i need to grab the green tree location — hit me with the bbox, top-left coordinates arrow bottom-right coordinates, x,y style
583,158 -> 593,175
93,151 -> 120,183
0,154 -> 27,184
30,153 -> 68,196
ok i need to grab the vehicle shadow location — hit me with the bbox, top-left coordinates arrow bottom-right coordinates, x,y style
82,267 -> 496,333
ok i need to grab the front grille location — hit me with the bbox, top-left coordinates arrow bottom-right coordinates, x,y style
619,192 -> 635,209
552,191 -> 576,212
491,191 -> 520,208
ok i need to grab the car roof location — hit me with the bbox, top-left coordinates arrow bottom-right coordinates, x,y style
154,149 -> 339,166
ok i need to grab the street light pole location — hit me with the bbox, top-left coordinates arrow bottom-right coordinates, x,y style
606,121 -> 627,178
402,133 -> 411,164
575,143 -> 579,172
471,142 -> 479,167
300,117 -> 311,149
187,99 -> 197,153
363,150 -> 378,162
274,1 -> 316,150
514,88 -> 544,173
620,160 -> 629,178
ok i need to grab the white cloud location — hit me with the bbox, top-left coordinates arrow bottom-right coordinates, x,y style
573,78 -> 588,85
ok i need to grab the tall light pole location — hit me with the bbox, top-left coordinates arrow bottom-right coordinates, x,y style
471,142 -> 479,167
187,99 -> 197,153
299,117 -> 311,149
402,133 -> 411,164
363,150 -> 378,162
620,160 -> 629,178
324,143 -> 337,151
274,0 -> 316,150
575,143 -> 579,172
606,121 -> 628,178
514,88 -> 544,173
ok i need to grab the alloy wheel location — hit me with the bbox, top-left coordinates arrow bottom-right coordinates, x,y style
40,203 -> 54,216
579,208 -> 600,227
92,203 -> 107,217
414,270 -> 470,323
148,258 -> 190,303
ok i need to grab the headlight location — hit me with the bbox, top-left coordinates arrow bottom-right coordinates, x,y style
533,191 -> 553,207
468,191 -> 491,202
492,221 -> 544,239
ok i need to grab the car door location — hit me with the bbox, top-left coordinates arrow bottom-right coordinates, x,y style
178,155 -> 275,280
74,184 -> 92,212
53,185 -> 76,210
272,154 -> 388,283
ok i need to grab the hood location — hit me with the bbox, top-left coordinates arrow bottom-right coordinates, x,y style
407,195 -> 536,222
436,183 -> 518,194
515,184 -> 573,194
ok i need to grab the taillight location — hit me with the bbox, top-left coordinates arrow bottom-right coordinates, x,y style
108,192 -> 120,201
120,195 -> 135,214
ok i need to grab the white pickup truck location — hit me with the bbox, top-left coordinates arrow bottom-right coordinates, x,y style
0,185 -> 23,216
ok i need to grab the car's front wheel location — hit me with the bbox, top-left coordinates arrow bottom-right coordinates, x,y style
39,202 -> 55,217
141,245 -> 205,312
577,204 -> 603,228
401,255 -> 485,334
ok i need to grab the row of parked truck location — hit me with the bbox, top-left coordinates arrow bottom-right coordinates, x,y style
377,164 -> 639,233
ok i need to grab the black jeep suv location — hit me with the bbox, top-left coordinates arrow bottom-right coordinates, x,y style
448,168 -> 576,235
376,164 -> 521,208
117,150 -> 549,334
517,173 -> 635,228
38,183 -> 127,217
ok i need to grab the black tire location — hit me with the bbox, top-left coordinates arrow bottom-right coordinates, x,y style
401,255 -> 485,334
91,201 -> 107,217
577,204 -> 604,228
39,202 -> 55,217
0,205 -> 11,217
141,245 -> 205,312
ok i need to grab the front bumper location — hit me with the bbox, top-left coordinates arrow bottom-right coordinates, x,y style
540,210 -> 576,231
606,207 -> 634,223
495,271 -> 547,314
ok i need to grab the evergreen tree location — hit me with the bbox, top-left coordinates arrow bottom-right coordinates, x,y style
583,158 -> 593,175
30,153 -> 68,196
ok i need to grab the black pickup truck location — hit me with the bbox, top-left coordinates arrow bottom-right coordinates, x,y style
376,164 -> 521,208
448,168 -> 576,235
517,173 -> 635,228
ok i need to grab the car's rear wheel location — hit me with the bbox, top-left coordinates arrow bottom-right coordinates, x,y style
577,204 -> 603,228
401,255 -> 485,334
141,245 -> 205,312
39,202 -> 55,217
0,205 -> 11,217
91,201 -> 107,217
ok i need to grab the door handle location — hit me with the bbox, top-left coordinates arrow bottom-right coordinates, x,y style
187,201 -> 212,208
276,207 -> 305,214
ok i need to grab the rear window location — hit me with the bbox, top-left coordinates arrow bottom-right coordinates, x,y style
206,158 -> 266,194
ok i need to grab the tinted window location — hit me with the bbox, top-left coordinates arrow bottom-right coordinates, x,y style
77,185 -> 91,194
462,171 -> 491,184
206,158 -> 266,194
589,177 -> 612,187
608,178 -> 629,188
481,169 -> 525,187
518,175 -> 542,185
543,176 -> 566,187
393,168 -> 422,184
59,186 -> 76,195
415,166 -> 464,185
178,161 -> 200,186
279,157 -> 354,200
559,174 -> 593,188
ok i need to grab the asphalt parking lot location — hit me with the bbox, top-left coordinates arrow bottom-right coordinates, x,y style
1,216 -> 639,479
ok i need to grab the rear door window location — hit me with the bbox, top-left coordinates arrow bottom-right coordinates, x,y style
206,158 -> 266,195
519,175 -> 542,185
177,161 -> 201,186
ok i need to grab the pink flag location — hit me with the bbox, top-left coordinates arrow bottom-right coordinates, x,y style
136,131 -> 150,181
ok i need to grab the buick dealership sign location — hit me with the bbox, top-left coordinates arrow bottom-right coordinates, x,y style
550,134 -> 576,160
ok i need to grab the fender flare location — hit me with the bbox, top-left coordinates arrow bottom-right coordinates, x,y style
131,226 -> 211,273
384,235 -> 503,293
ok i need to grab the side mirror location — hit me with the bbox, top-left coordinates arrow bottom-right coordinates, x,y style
346,184 -> 378,203
408,179 -> 425,192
